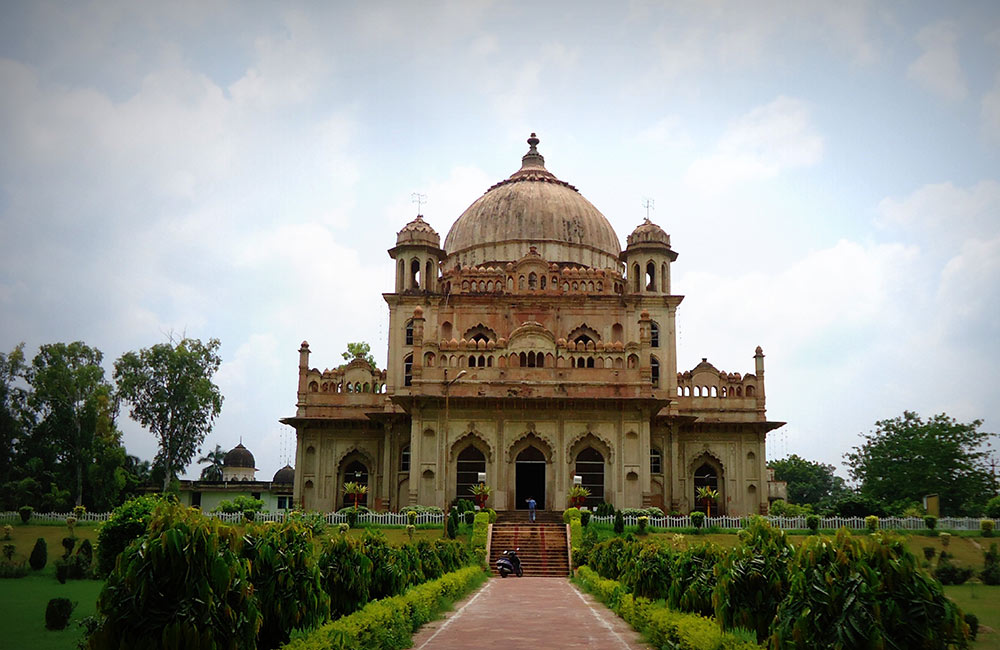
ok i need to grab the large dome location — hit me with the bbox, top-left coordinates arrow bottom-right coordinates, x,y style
443,134 -> 621,269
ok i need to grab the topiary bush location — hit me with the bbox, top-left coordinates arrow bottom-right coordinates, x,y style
923,546 -> 936,561
613,509 -> 624,534
981,519 -> 994,537
318,533 -> 372,618
29,537 -> 47,571
714,516 -> 795,643
924,515 -> 937,531
563,507 -> 581,524
981,543 -> 1000,586
581,510 -> 591,527
965,613 -> 979,641
95,494 -> 164,577
45,598 -> 74,630
86,504 -> 261,649
243,520 -> 329,649
484,508 -> 497,523
690,511 -> 705,531
18,505 -> 33,524
934,553 -> 974,585
463,511 -> 474,525
595,502 -> 614,517
805,514 -> 820,534
865,515 -> 879,533
637,516 -> 649,534
446,509 -> 458,539
470,512 -> 489,549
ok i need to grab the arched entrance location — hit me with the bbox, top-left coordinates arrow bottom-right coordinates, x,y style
342,460 -> 369,508
693,462 -> 718,514
515,446 -> 545,510
456,446 -> 486,504
575,447 -> 604,508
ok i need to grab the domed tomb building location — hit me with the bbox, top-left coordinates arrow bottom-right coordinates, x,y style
284,135 -> 784,515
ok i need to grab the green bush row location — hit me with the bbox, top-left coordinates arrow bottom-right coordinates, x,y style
580,518 -> 970,648
281,566 -> 489,650
574,566 -> 760,650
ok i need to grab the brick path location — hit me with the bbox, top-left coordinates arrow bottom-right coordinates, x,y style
410,577 -> 653,650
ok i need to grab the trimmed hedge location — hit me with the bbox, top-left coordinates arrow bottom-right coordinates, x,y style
574,566 -> 760,650
282,566 -> 488,650
470,512 -> 489,549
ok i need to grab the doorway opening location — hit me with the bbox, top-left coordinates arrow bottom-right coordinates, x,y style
515,446 -> 546,509
575,447 -> 605,508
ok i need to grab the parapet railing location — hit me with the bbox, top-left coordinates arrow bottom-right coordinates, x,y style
587,514 -> 989,531
0,510 -> 446,525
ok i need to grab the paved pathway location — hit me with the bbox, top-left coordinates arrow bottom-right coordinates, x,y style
410,577 -> 653,650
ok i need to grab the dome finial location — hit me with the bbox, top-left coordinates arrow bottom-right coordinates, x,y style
521,132 -> 545,169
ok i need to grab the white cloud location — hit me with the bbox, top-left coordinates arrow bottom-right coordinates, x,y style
907,21 -> 968,102
684,96 -> 823,189
982,72 -> 1000,143
385,165 -> 492,235
877,180 -> 1000,249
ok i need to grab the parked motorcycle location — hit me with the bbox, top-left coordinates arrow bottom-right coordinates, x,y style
496,548 -> 523,577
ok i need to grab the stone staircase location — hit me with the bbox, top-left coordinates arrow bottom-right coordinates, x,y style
489,511 -> 569,578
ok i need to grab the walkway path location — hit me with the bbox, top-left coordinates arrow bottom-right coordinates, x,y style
411,577 -> 652,650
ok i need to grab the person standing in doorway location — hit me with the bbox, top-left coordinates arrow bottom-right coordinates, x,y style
526,496 -> 536,522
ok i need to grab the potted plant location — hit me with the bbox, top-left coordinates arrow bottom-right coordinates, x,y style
469,483 -> 492,509
696,486 -> 719,517
343,481 -> 368,511
568,485 -> 590,509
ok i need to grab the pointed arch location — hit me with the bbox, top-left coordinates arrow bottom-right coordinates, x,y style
565,431 -> 614,464
506,431 -> 555,463
449,431 -> 494,463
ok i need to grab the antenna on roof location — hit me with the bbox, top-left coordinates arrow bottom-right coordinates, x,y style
411,192 -> 427,216
642,197 -> 655,221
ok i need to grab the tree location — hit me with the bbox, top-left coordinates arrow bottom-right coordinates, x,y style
769,454 -> 849,506
0,344 -> 29,489
27,342 -> 113,506
197,444 -> 226,481
341,342 -> 376,368
845,411 -> 995,516
697,486 -> 719,517
114,337 -> 224,492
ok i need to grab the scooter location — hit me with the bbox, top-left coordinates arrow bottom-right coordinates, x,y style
496,548 -> 523,577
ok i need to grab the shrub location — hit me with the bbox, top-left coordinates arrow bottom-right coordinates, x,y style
772,529 -> 968,649
613,509 -> 624,534
690,511 -> 705,530
714,516 -> 794,643
637,516 -> 649,534
86,504 -> 261,649
805,514 -> 820,534
769,500 -> 813,517
319,534 -> 372,618
284,566 -> 487,650
61,536 -> 75,559
74,504 -> 87,519
865,515 -> 879,533
243,520 -> 329,649
923,546 -> 936,561
595,502 -> 614,517
569,518 -> 582,554
981,543 -> 1000,586
399,505 -> 444,515
45,598 -> 74,630
415,539 -> 443,580
484,508 -> 497,523
2,524 -> 11,540
336,505 -> 371,515
924,515 -> 937,530
581,511 -> 592,527
213,495 -> 265,514
934,554 -> 974,585
446,510 -> 457,539
463,511 -> 474,525
406,510 -> 417,525
338,522 -> 349,535
363,531 -> 406,600
406,524 -> 415,541
940,532 -> 951,547
620,541 -> 673,600
18,505 -> 32,523
455,498 -> 475,514
2,543 -> 13,560
29,537 -> 47,571
668,542 -> 723,617
965,614 -> 979,641
95,494 -> 164,577
981,519 -> 995,537
986,495 -> 1000,519
574,566 -> 759,650
563,507 -> 581,523
346,509 -> 359,529
471,512 -> 489,549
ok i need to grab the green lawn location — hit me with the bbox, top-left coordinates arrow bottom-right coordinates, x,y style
0,571 -> 103,650
944,584 -> 1000,649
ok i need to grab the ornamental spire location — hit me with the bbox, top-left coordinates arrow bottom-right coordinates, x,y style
520,132 -> 546,170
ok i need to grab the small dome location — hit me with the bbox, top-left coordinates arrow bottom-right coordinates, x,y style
396,215 -> 440,247
626,218 -> 671,248
272,464 -> 294,483
224,443 -> 256,469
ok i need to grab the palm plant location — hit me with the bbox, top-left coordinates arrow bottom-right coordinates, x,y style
343,481 -> 368,510
568,484 -> 591,508
696,486 -> 719,517
468,483 -> 492,508
198,444 -> 226,481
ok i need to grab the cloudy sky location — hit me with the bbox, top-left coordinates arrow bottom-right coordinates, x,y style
1,1 -> 998,483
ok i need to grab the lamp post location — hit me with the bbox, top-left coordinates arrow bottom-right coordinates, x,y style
443,369 -> 466,507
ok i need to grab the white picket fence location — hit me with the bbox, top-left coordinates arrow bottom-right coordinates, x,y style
587,514 -> 988,531
0,510 -> 446,526
2,510 -> 986,530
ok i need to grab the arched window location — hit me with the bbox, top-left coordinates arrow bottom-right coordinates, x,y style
518,275 -> 526,290
632,264 -> 640,293
405,319 -> 414,345
646,261 -> 656,291
540,276 -> 546,289
410,259 -> 421,290
343,460 -> 369,508
612,323 -> 623,342
650,321 -> 659,348
478,355 -> 486,367
441,321 -> 453,341
575,447 -> 604,507
519,352 -> 527,367
403,354 -> 413,387
363,383 -> 370,393
693,463 -> 719,514
661,262 -> 667,293
426,259 -> 434,290
400,445 -> 410,472
746,385 -> 755,397
536,354 -> 544,368
586,357 -> 595,368
529,272 -> 537,289
397,260 -> 405,291
308,381 -> 318,392
651,356 -> 660,388
456,446 -> 486,502
650,448 -> 662,474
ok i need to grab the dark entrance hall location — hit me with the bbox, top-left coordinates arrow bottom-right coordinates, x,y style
515,446 -> 546,509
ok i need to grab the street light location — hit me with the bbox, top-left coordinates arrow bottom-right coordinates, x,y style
444,369 -> 467,506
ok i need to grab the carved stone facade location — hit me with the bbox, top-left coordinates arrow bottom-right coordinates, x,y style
284,135 -> 783,514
